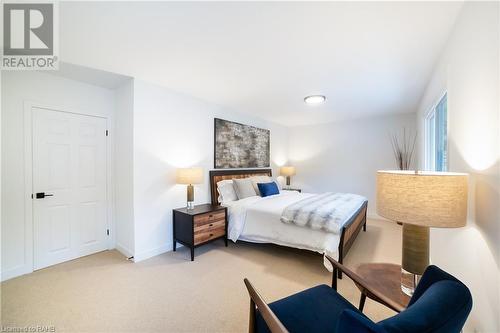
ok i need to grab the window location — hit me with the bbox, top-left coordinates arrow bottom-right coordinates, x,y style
425,93 -> 448,171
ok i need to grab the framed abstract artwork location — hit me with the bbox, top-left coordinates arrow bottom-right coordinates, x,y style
214,118 -> 270,169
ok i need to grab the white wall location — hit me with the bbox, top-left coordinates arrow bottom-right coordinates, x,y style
1,71 -> 116,281
416,2 -> 499,332
132,80 -> 289,261
114,80 -> 135,257
288,113 -> 416,218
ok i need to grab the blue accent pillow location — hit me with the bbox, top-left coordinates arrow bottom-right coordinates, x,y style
257,182 -> 280,197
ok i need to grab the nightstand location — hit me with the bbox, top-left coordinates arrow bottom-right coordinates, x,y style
286,188 -> 301,193
173,204 -> 228,261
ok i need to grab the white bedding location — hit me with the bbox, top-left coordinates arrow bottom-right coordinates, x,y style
223,190 -> 365,267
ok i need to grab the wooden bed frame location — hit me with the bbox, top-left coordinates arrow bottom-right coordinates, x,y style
209,168 -> 367,278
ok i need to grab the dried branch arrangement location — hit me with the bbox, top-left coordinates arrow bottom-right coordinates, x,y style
390,128 -> 417,170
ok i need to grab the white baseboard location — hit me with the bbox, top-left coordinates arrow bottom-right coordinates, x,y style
115,242 -> 134,259
1,264 -> 32,282
133,243 -> 172,262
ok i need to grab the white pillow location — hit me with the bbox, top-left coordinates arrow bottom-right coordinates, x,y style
275,176 -> 285,190
233,178 -> 257,199
217,180 -> 238,203
250,175 -> 272,195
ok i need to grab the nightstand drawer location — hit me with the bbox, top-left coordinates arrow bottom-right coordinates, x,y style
194,219 -> 225,233
194,226 -> 225,245
194,211 -> 225,227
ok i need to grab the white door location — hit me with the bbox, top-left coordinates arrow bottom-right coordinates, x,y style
33,107 -> 108,270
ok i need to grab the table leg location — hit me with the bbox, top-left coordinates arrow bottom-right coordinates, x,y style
190,247 -> 194,261
173,240 -> 176,251
359,293 -> 367,312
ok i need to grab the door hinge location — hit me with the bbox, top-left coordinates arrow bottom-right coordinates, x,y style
106,229 -> 110,236
105,130 -> 109,136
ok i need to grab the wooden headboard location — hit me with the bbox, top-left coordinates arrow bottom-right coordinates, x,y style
209,169 -> 272,206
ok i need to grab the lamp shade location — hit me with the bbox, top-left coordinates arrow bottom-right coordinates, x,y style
176,167 -> 204,185
280,166 -> 296,177
376,170 -> 468,228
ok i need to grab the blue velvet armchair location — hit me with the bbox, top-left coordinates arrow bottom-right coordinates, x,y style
244,256 -> 472,333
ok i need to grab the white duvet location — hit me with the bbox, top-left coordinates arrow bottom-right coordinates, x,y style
222,190 -> 366,269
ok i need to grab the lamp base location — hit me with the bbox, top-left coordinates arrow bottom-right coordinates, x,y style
186,184 -> 194,209
401,223 -> 429,296
401,267 -> 420,296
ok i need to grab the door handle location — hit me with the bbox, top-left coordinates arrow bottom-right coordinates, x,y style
35,192 -> 54,199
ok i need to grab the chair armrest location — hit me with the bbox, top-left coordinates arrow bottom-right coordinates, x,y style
244,278 -> 289,333
325,255 -> 405,313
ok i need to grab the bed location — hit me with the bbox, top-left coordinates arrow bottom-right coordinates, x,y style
209,169 -> 367,277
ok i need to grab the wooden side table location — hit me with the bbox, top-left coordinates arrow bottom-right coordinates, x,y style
355,263 -> 410,312
286,188 -> 301,193
173,204 -> 228,261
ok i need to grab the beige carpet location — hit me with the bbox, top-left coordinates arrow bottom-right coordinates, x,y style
1,218 -> 401,333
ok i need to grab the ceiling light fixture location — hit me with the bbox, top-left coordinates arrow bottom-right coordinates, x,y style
304,95 -> 326,105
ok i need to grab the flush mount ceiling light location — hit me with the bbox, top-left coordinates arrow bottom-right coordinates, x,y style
304,95 -> 326,105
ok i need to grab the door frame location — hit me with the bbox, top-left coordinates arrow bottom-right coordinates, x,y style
23,101 -> 114,274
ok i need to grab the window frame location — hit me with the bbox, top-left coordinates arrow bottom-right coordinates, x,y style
424,91 -> 448,172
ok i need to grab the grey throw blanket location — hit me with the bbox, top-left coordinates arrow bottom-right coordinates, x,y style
280,193 -> 367,234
